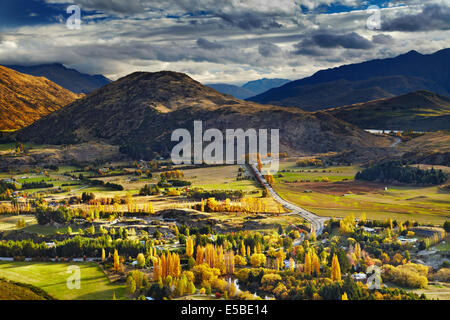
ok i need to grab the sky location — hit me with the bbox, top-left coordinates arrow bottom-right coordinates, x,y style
0,0 -> 449,84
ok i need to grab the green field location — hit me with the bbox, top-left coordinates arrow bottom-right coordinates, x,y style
0,262 -> 125,300
184,165 -> 259,191
0,215 -> 37,231
273,161 -> 450,225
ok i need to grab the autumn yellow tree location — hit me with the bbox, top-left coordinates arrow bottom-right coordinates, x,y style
312,252 -> 320,276
101,248 -> 105,262
331,254 -> 341,281
113,249 -> 120,272
342,292 -> 348,300
137,253 -> 145,268
224,250 -> 235,274
186,236 -> 194,257
250,253 -> 266,267
304,252 -> 312,276
240,240 -> 246,257
257,153 -> 262,172
196,245 -> 204,265
153,257 -> 162,281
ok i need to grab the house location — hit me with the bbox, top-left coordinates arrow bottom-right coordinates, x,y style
352,273 -> 367,282
45,242 -> 56,248
398,236 -> 418,245
363,227 -> 376,233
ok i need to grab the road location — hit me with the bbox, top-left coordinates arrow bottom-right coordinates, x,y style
390,137 -> 402,147
250,164 -> 328,236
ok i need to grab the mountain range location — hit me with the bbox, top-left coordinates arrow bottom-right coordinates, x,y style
328,90 -> 450,131
14,71 -> 390,160
207,78 -> 290,99
0,65 -> 80,131
6,63 -> 111,94
248,49 -> 450,110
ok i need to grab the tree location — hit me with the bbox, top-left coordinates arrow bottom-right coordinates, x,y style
224,251 -> 235,274
114,249 -> 120,272
342,292 -> 348,300
312,252 -> 320,276
137,253 -> 146,268
240,240 -> 246,257
186,236 -> 194,257
404,250 -> 411,262
331,254 -> 341,281
153,257 -> 162,281
250,253 -> 266,267
444,221 -> 450,233
126,276 -> 136,295
101,248 -> 105,262
304,252 -> 312,276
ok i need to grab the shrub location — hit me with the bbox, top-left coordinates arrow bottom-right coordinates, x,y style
382,263 -> 428,288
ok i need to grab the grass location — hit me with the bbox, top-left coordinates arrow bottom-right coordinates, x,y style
0,278 -> 50,300
0,215 -> 86,235
272,161 -> 450,225
0,262 -> 126,300
410,283 -> 450,300
434,241 -> 450,252
184,165 -> 259,191
0,215 -> 37,232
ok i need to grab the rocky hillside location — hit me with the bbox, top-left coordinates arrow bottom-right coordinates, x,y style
328,91 -> 450,131
15,71 -> 392,160
0,65 -> 81,130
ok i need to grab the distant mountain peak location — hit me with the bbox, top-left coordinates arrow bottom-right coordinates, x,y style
248,48 -> 450,110
403,50 -> 421,56
4,63 -> 111,94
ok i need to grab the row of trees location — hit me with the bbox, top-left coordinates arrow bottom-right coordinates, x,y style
192,197 -> 273,214
356,161 -> 447,185
0,235 -> 146,258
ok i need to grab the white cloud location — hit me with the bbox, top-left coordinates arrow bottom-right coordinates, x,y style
0,1 -> 448,83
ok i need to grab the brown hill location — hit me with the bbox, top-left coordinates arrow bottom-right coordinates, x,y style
0,65 -> 80,130
15,71 -> 392,159
328,90 -> 450,131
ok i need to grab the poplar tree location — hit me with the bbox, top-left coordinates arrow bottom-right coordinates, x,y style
312,252 -> 320,276
114,249 -> 120,272
304,252 -> 312,276
331,254 -> 341,281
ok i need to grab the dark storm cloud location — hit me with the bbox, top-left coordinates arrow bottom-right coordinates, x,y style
312,32 -> 374,49
372,34 -> 394,45
46,0 -> 289,30
258,41 -> 283,57
196,38 -> 226,50
61,0 -> 145,14
292,32 -> 374,55
381,4 -> 450,32
215,12 -> 282,30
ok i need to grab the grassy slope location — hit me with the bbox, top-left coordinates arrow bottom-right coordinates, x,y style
0,278 -> 51,300
0,262 -> 125,300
